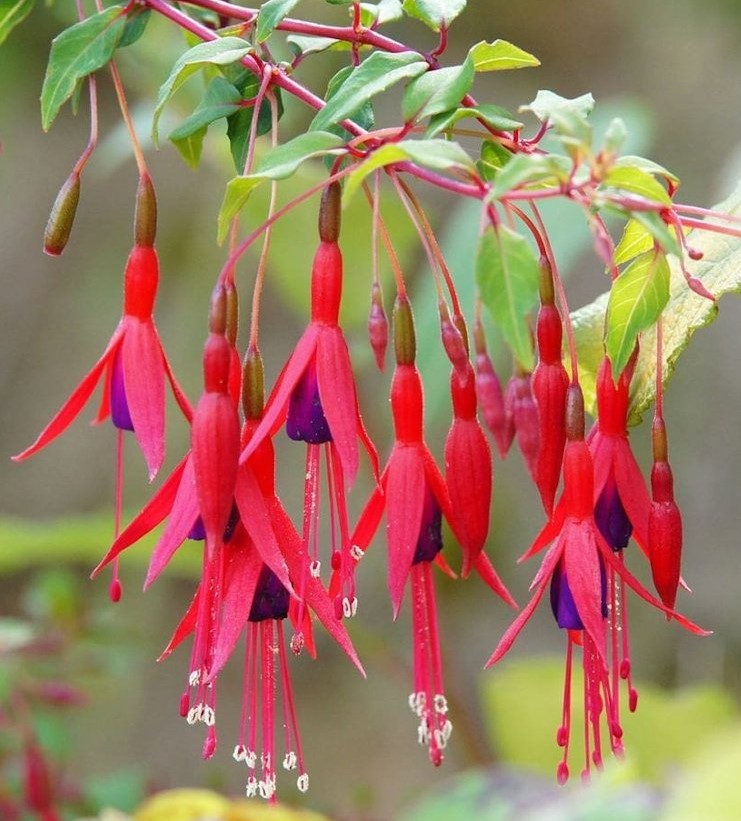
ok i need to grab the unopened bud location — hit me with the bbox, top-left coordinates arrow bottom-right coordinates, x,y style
393,295 -> 416,366
368,282 -> 388,371
538,257 -> 555,306
318,181 -> 341,243
225,283 -> 239,346
440,302 -> 468,376
651,416 -> 668,463
44,170 -> 80,256
242,345 -> 265,420
209,284 -> 228,335
134,172 -> 157,247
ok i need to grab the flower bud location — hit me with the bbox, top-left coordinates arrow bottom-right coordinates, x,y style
565,383 -> 585,442
44,170 -> 81,256
242,345 -> 265,421
440,302 -> 469,377
318,181 -> 341,243
474,321 -> 511,457
209,284 -> 228,336
393,295 -> 417,366
368,281 -> 388,371
134,172 -> 157,247
506,373 -> 539,480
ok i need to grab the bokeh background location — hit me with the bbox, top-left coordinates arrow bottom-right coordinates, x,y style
2,1 -> 741,818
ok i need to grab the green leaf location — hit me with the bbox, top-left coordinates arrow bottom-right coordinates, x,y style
614,218 -> 653,266
615,153 -> 679,184
152,36 -> 252,143
343,138 -> 474,202
606,250 -> 670,378
476,225 -> 540,369
226,74 -> 282,173
168,76 -> 241,142
310,50 -> 427,132
489,152 -> 571,198
286,34 -> 340,57
427,103 -> 523,138
601,116 -> 627,158
469,39 -> 540,71
41,6 -> 127,131
256,0 -> 302,42
324,65 -> 375,132
359,0 -> 403,25
402,59 -> 474,122
604,165 -> 672,206
119,6 -> 151,48
217,131 -> 346,242
171,126 -> 206,169
402,0 -> 466,30
521,90 -> 594,157
477,140 -> 513,181
0,0 -> 34,47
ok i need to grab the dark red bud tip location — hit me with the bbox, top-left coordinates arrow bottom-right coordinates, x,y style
441,313 -> 469,376
135,172 -> 157,247
556,726 -> 568,747
319,181 -> 342,243
565,383 -> 585,441
629,688 -> 638,712
209,284 -> 228,335
557,762 -> 569,785
368,300 -> 388,371
179,692 -> 190,717
687,247 -> 704,261
241,345 -> 265,420
620,658 -> 631,679
393,296 -> 417,366
687,276 -> 715,302
538,257 -> 555,306
225,283 -> 239,346
44,171 -> 81,256
109,577 -> 122,603
652,416 -> 668,462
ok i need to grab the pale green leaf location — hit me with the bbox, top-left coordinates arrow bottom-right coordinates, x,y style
286,34 -> 340,57
489,152 -> 571,198
602,116 -> 628,158
614,218 -> 653,266
402,0 -> 466,30
427,103 -> 522,138
469,39 -> 540,71
0,0 -> 34,47
217,131 -> 346,242
477,140 -> 513,181
152,36 -> 252,143
171,126 -> 206,169
41,6 -> 127,131
359,0 -> 403,25
615,154 -> 679,184
606,250 -> 670,378
310,50 -> 426,132
401,58 -> 474,122
476,225 -> 540,369
604,165 -> 672,206
522,89 -> 595,123
256,0 -> 302,42
119,6 -> 151,48
167,76 -> 241,142
343,144 -> 410,203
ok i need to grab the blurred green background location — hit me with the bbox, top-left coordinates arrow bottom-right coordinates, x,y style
2,1 -> 741,818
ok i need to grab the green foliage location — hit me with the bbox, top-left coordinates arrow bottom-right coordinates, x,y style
468,39 -> 540,71
152,36 -> 253,144
40,5 -> 128,131
309,51 -> 427,131
428,104 -> 523,138
605,250 -> 670,378
402,0 -> 467,31
168,76 -> 242,145
402,59 -> 475,122
0,0 -> 34,47
489,152 -> 571,197
256,0 -> 303,42
119,6 -> 151,49
476,225 -> 540,370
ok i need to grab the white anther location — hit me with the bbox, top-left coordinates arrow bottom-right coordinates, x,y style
434,694 -> 448,714
414,692 -> 427,716
350,596 -> 358,616
442,719 -> 453,742
245,777 -> 258,798
186,704 -> 203,725
297,773 -> 309,793
291,632 -> 305,655
233,744 -> 247,762
283,751 -> 297,770
310,560 -> 321,578
433,729 -> 447,750
261,752 -> 271,770
342,597 -> 352,618
202,706 -> 215,726
350,544 -> 364,561
259,776 -> 276,800
245,749 -> 257,769
188,669 -> 201,686
305,471 -> 312,481
417,723 -> 430,746
408,693 -> 418,712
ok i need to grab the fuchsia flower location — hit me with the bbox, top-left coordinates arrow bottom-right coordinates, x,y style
487,383 -> 707,783
240,184 -> 378,617
350,297 -> 515,766
13,175 -> 191,480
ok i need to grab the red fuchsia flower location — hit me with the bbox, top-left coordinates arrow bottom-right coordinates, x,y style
350,296 -> 515,767
23,739 -> 60,821
13,174 -> 191,480
531,264 -> 569,516
505,371 -> 539,480
487,383 -> 708,784
240,183 -> 379,619
648,416 -> 683,610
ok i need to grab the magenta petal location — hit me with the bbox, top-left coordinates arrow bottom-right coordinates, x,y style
122,318 -> 166,480
562,521 -> 607,659
13,328 -> 123,461
207,540 -> 263,681
158,586 -> 200,661
240,328 -> 318,465
485,543 -> 561,668
316,326 -> 359,485
474,553 -> 518,609
234,466 -> 293,595
92,454 -> 190,578
519,506 -> 565,563
614,441 -> 651,549
145,457 -> 200,588
385,445 -> 426,618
